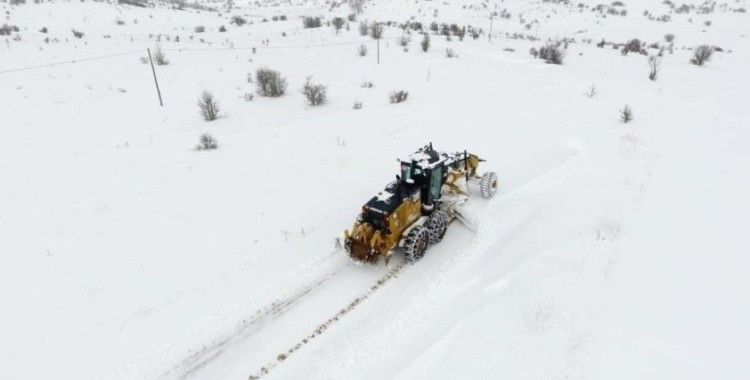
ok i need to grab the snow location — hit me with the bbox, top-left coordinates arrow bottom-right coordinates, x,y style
1,0 -> 749,379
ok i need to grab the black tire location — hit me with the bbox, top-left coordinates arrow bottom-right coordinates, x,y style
403,225 -> 429,262
480,171 -> 498,199
425,210 -> 449,244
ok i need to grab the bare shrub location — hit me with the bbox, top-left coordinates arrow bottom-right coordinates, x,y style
360,80 -> 374,88
71,29 -> 84,39
301,77 -> 327,106
219,25 -> 227,32
648,55 -> 661,80
232,15 -> 247,26
421,33 -> 430,52
538,43 -> 565,64
389,90 -> 409,104
198,91 -> 220,121
255,68 -> 287,97
621,38 -> 645,55
358,22 -> 368,36
357,44 -> 368,56
303,16 -> 322,28
584,84 -> 598,98
690,45 -> 714,66
0,24 -> 19,36
370,23 -> 383,39
353,100 -> 363,110
398,34 -> 411,47
445,48 -> 457,58
620,105 -> 633,123
118,0 -> 147,7
196,133 -> 218,150
194,25 -> 205,33
350,0 -> 365,14
332,17 -> 345,33
152,44 -> 169,65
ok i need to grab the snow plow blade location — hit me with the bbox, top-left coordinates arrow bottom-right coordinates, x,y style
451,201 -> 480,232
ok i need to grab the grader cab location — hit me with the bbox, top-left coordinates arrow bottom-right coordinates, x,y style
344,144 -> 498,264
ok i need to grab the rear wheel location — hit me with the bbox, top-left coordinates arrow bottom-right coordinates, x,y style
403,226 -> 429,262
480,172 -> 498,199
425,210 -> 449,244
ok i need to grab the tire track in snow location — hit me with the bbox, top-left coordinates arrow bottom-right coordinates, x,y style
164,262 -> 342,379
246,259 -> 410,380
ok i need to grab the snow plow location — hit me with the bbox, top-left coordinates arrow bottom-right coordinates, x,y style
344,144 -> 498,264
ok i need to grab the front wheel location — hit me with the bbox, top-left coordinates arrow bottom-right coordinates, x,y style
403,226 -> 429,262
425,210 -> 449,244
480,172 -> 498,199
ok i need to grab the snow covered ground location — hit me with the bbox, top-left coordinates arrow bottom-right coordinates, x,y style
1,0 -> 749,378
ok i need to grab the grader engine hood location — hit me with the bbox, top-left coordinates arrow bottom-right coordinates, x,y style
345,182 -> 422,263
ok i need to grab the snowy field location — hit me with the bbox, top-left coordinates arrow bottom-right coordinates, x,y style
1,0 -> 749,378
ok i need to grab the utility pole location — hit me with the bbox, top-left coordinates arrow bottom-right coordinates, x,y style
377,39 -> 380,65
147,48 -> 163,107
488,14 -> 494,43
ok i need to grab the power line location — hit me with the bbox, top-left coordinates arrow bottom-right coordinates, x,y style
0,38 -> 394,75
0,50 -> 142,75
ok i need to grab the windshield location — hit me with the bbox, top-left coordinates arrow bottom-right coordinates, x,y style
401,163 -> 413,183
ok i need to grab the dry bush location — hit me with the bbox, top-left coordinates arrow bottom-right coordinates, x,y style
232,15 -> 247,26
690,45 -> 714,66
648,55 -> 661,80
353,100 -> 363,110
584,84 -> 598,98
194,25 -> 205,33
196,133 -> 218,150
421,33 -> 430,52
118,0 -> 147,7
357,44 -> 367,56
332,17 -> 345,33
370,23 -> 383,39
398,34 -> 411,47
350,0 -> 364,14
152,44 -> 169,65
303,16 -> 322,28
620,105 -> 633,123
301,78 -> 327,106
621,38 -> 645,55
389,90 -> 409,104
255,68 -> 287,97
0,24 -> 19,36
538,43 -> 565,64
198,91 -> 220,121
445,48 -> 456,58
358,22 -> 368,36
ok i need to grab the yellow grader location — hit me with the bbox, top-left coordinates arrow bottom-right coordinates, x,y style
344,144 -> 498,264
